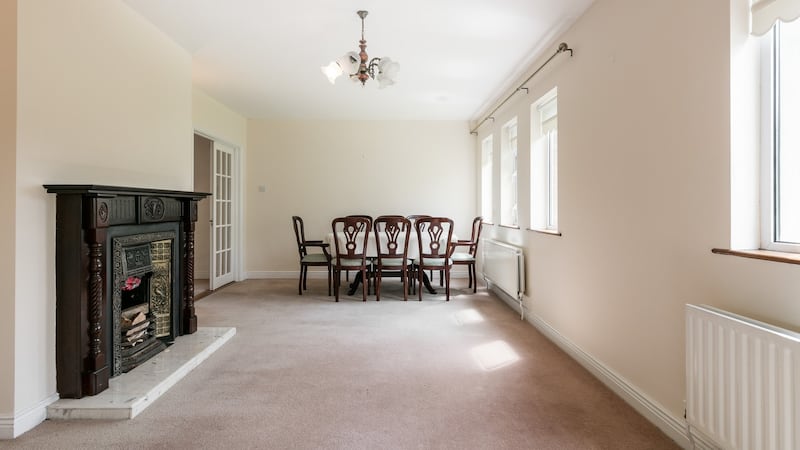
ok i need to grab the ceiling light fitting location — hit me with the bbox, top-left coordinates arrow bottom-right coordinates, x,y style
321,10 -> 399,88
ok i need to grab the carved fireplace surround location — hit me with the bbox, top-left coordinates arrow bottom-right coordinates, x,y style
44,185 -> 209,398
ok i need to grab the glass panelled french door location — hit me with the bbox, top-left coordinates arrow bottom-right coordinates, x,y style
211,141 -> 235,289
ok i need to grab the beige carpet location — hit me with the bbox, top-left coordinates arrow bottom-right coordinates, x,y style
8,279 -> 679,449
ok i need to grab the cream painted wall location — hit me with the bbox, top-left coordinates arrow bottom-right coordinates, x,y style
476,0 -> 800,432
14,0 -> 192,425
193,88 -> 247,149
0,0 -> 17,419
246,120 -> 476,277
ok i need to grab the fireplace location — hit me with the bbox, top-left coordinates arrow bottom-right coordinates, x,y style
45,185 -> 209,398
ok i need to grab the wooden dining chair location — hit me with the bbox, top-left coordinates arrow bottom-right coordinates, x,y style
346,214 -> 375,291
406,215 -> 432,286
292,216 -> 331,296
373,215 -> 412,301
331,216 -> 372,302
450,216 -> 483,293
414,217 -> 454,301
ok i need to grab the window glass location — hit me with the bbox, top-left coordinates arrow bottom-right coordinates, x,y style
500,118 -> 518,227
481,136 -> 493,222
775,20 -> 800,244
531,88 -> 558,231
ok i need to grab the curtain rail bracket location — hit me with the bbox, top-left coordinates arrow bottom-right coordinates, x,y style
469,42 -> 572,135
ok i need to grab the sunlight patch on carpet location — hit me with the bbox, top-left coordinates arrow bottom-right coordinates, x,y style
471,340 -> 519,371
453,308 -> 484,325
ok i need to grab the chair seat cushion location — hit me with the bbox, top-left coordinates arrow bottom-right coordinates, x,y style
302,254 -> 329,263
379,257 -> 408,267
337,258 -> 365,267
415,257 -> 452,267
451,252 -> 475,262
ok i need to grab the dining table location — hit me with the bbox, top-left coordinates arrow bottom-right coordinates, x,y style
325,231 -> 458,296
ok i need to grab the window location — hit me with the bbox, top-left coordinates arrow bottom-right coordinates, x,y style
500,118 -> 518,227
481,136 -> 493,222
762,19 -> 800,252
530,88 -> 558,232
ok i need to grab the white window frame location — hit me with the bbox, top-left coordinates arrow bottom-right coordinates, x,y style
530,88 -> 559,232
500,118 -> 519,227
761,21 -> 800,253
481,135 -> 494,223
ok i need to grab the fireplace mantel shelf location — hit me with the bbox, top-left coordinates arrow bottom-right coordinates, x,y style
44,184 -> 210,200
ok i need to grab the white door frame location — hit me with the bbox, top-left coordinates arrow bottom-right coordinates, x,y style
193,129 -> 244,288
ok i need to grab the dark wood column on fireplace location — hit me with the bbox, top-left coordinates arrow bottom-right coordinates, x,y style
44,185 -> 209,398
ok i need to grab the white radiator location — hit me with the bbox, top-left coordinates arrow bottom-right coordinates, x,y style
481,239 -> 525,318
686,304 -> 800,450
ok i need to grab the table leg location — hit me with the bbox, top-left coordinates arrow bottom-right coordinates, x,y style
347,272 -> 362,296
421,272 -> 437,294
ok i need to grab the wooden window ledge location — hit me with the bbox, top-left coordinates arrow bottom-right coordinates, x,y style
711,248 -> 800,265
528,228 -> 562,236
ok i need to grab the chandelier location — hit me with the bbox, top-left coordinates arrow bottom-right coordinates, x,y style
320,10 -> 399,88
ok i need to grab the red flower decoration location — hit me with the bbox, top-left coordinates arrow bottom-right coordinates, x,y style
122,276 -> 141,291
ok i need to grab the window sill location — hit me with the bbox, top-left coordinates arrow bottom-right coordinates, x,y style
528,228 -> 562,236
711,248 -> 800,265
498,224 -> 520,230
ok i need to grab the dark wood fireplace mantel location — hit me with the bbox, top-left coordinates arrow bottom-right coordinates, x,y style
44,185 -> 209,398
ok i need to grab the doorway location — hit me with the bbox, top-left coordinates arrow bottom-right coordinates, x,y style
193,133 -> 240,295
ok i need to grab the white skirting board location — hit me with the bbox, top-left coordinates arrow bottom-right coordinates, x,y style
0,393 -> 59,440
492,293 -> 715,450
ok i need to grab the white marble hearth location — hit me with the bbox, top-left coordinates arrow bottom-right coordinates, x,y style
47,327 -> 236,420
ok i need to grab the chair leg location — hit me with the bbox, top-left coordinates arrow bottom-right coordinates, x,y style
401,268 -> 408,301
467,263 -> 473,288
439,269 -> 443,287
361,268 -> 367,302
409,265 -> 415,295
334,268 -> 340,302
367,262 -> 373,295
298,264 -> 304,295
471,264 -> 477,293
375,268 -> 381,301
418,268 -> 424,301
445,267 -> 451,301
327,265 -> 332,296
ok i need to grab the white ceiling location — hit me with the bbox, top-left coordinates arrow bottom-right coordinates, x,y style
123,0 -> 594,121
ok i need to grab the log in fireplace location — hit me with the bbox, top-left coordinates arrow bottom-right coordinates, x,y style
44,185 -> 209,398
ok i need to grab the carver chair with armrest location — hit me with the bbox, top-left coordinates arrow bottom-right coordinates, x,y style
373,215 -> 412,301
414,217 -> 454,301
331,216 -> 372,302
292,216 -> 332,296
450,216 -> 483,293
